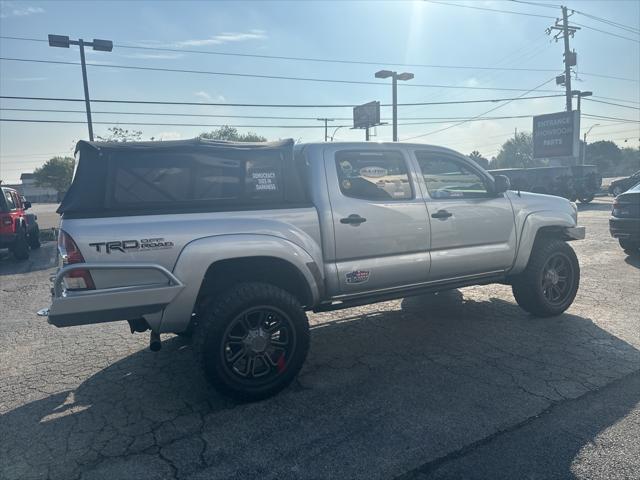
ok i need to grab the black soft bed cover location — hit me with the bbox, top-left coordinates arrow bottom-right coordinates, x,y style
58,138 -> 306,216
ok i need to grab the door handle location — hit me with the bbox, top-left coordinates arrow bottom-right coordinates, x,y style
431,209 -> 453,219
340,214 -> 367,225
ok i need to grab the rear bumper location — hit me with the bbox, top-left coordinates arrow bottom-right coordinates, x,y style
37,263 -> 184,328
609,217 -> 640,239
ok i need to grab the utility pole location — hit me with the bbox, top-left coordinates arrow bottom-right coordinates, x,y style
561,6 -> 572,112
317,118 -> 334,142
547,7 -> 580,112
48,35 -> 113,141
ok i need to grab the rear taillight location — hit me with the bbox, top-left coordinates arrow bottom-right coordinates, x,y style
58,230 -> 95,290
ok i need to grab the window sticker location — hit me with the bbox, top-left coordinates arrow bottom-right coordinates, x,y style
252,171 -> 278,191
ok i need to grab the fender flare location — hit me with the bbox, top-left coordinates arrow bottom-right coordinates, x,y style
510,210 -> 578,275
156,234 -> 323,333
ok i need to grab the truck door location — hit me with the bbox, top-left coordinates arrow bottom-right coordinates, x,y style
414,150 -> 516,281
326,147 -> 430,294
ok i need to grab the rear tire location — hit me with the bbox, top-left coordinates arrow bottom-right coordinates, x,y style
11,228 -> 30,260
193,282 -> 310,401
619,238 -> 640,255
28,226 -> 41,249
512,239 -> 580,317
578,195 -> 594,204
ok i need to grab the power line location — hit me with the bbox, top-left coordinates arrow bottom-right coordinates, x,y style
0,56 -> 563,93
402,77 -> 556,141
427,0 -> 556,19
583,113 -> 640,123
0,93 -> 566,108
572,22 -> 640,44
0,118 -> 348,128
583,98 -> 640,111
591,96 -> 640,105
572,9 -> 640,35
1,35 -> 636,83
429,1 -> 640,43
0,107 -> 540,123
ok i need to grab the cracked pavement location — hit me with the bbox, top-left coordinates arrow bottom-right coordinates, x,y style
1,197 -> 639,479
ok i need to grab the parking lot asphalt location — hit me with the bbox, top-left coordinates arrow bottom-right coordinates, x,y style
1,196 -> 639,480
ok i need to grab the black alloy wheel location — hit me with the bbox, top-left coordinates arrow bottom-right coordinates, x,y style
220,306 -> 296,383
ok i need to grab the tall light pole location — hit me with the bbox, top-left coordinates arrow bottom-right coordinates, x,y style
572,90 -> 592,113
48,34 -> 113,141
582,124 -> 600,165
375,70 -> 414,141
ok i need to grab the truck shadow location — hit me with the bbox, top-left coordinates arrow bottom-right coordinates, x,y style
0,242 -> 57,275
2,290 -> 639,479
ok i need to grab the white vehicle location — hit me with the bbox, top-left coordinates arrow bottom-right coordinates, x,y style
39,139 -> 585,400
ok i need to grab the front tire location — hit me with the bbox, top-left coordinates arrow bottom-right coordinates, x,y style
512,239 -> 580,317
193,282 -> 310,401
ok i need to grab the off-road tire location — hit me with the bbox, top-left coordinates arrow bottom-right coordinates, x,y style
28,226 -> 41,249
11,228 -> 30,260
193,282 -> 310,401
512,239 -> 580,317
619,238 -> 640,255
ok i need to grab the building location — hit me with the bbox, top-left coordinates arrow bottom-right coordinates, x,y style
4,173 -> 59,203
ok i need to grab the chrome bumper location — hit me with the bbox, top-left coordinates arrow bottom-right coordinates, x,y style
38,263 -> 184,328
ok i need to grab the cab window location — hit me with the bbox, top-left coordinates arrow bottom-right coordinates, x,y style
416,152 -> 490,199
335,150 -> 413,201
3,190 -> 16,210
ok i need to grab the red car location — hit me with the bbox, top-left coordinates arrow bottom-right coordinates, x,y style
1,186 -> 41,260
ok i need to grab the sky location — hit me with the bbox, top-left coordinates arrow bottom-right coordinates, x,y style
0,0 -> 639,183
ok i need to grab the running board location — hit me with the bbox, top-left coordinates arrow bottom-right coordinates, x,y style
313,274 -> 506,313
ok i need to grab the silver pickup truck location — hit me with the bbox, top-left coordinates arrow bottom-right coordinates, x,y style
39,138 -> 585,400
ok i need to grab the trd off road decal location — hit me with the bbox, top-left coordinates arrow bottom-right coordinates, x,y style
346,269 -> 370,284
89,238 -> 174,254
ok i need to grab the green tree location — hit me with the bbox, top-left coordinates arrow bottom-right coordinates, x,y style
33,157 -> 75,194
468,151 -> 489,169
199,125 -> 266,142
96,126 -> 143,142
492,132 -> 534,169
620,147 -> 640,175
585,140 -> 622,175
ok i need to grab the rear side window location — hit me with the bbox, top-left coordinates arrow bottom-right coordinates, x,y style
110,153 -> 283,206
3,190 -> 16,210
335,150 -> 412,201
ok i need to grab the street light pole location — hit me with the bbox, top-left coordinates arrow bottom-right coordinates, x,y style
375,70 -> 414,141
78,39 -> 94,141
583,124 -> 600,166
48,35 -> 113,141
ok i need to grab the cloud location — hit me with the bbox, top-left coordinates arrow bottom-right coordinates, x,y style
175,29 -> 267,47
194,91 -> 225,103
0,5 -> 45,18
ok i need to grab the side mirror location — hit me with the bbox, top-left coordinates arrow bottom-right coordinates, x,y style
493,175 -> 510,194
23,200 -> 32,209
